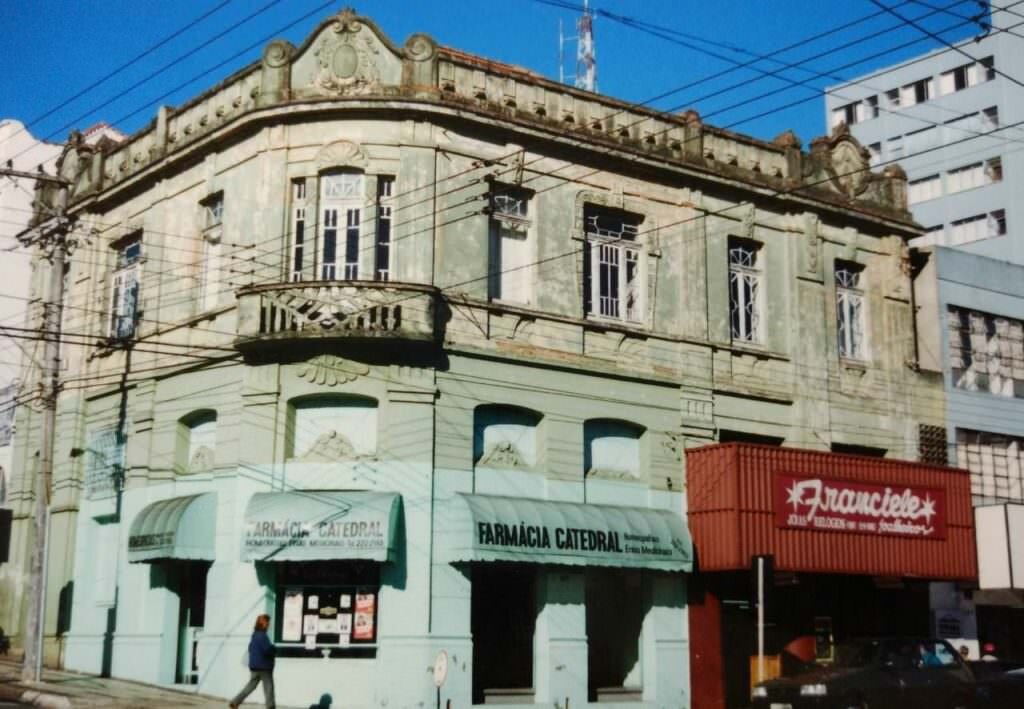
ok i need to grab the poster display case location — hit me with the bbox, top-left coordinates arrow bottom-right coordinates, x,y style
274,562 -> 379,651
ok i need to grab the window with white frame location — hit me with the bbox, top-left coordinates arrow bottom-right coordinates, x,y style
886,136 -> 903,158
907,174 -> 941,204
948,307 -> 1024,398
865,95 -> 879,118
729,239 -> 762,343
584,205 -> 645,323
866,142 -> 881,167
939,57 -> 994,95
886,88 -> 900,108
375,176 -> 394,281
949,210 -> 1006,245
320,172 -> 364,280
900,77 -> 934,107
198,193 -> 224,311
290,179 -> 307,281
957,429 -> 1024,504
911,224 -> 945,248
947,158 -> 1001,194
835,262 -> 867,360
905,126 -> 938,153
488,183 -> 533,303
831,101 -> 866,128
981,106 -> 999,130
109,234 -> 141,339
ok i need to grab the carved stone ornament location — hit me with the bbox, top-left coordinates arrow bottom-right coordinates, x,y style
740,203 -> 756,239
297,354 -> 369,386
661,432 -> 683,463
586,466 -> 640,481
827,125 -> 871,198
478,441 -> 524,469
188,445 -> 215,473
316,139 -> 368,171
300,430 -> 358,462
313,9 -> 382,95
262,39 -> 293,69
802,212 -> 820,273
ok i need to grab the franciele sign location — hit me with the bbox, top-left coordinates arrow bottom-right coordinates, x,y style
774,473 -> 947,539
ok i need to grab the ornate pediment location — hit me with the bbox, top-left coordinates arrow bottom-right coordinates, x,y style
299,430 -> 358,462
478,441 -> 526,469
316,140 -> 368,171
802,124 -> 908,211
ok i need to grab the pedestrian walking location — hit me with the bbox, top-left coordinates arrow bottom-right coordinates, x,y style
230,614 -> 276,709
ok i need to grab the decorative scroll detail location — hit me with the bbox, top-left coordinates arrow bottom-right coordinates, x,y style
316,139 -> 368,171
263,40 -> 292,68
300,430 -> 358,462
404,33 -> 436,62
297,355 -> 369,387
188,446 -> 216,473
478,441 -> 524,468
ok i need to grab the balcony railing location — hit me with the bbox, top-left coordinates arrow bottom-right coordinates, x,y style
235,280 -> 440,346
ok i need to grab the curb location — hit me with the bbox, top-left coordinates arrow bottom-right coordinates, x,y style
20,689 -> 73,709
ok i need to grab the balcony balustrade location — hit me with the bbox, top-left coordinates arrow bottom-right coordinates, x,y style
235,280 -> 440,347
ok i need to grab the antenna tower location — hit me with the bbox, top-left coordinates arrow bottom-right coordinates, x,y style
575,0 -> 597,92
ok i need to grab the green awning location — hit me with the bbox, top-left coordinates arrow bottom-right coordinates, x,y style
127,493 -> 217,563
439,493 -> 692,572
242,491 -> 401,563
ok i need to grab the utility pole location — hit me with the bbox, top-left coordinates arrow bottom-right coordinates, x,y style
1,162 -> 73,682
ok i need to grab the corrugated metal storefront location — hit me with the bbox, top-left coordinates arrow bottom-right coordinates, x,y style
686,443 -> 976,579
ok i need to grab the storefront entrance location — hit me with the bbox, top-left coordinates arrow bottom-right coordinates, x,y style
167,561 -> 209,684
471,564 -> 536,704
586,569 -> 643,702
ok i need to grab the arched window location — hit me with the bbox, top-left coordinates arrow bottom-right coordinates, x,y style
584,419 -> 644,479
177,410 -> 217,474
474,405 -> 541,469
288,395 -> 378,461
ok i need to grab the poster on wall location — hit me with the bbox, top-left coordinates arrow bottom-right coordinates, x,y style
282,590 -> 304,642
338,614 -> 352,636
353,593 -> 376,641
303,615 -> 319,636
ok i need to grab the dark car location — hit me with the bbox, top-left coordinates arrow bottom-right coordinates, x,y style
751,638 -> 974,709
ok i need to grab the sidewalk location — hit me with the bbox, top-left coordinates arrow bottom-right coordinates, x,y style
0,657 -> 242,708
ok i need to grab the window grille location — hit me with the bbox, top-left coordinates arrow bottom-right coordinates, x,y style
375,176 -> 394,281
957,429 -> 1024,504
584,205 -> 644,323
290,179 -> 307,282
320,173 -> 364,280
729,240 -> 761,343
109,236 -> 141,339
948,306 -> 1024,397
835,263 -> 866,360
85,427 -> 125,498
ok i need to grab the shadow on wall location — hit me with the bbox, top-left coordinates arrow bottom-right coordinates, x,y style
309,694 -> 333,709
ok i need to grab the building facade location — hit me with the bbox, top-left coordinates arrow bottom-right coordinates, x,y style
825,2 -> 1024,657
13,10 -> 943,707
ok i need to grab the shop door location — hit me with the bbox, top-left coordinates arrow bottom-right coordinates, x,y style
174,562 -> 209,684
720,602 -> 754,709
471,564 -> 536,704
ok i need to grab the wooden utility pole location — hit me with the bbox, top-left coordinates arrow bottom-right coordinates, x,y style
2,163 -> 72,682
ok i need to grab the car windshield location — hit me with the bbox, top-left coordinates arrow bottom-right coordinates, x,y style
832,640 -> 882,668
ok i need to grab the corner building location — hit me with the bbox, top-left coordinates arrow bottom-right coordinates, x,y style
14,10 -> 945,708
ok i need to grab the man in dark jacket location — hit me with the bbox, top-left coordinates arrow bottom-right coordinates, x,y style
230,613 -> 276,709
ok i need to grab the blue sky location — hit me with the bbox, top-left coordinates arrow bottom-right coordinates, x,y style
0,1 -> 986,148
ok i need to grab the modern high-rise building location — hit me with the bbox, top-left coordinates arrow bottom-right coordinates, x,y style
826,0 -> 1024,658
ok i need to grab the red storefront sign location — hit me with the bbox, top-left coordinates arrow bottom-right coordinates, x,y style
774,473 -> 947,540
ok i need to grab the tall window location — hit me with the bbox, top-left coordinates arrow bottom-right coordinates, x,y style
290,179 -> 307,282
835,262 -> 866,360
488,184 -> 532,303
729,239 -> 762,343
375,176 -> 394,281
109,234 -> 142,339
321,172 -> 363,280
584,205 -> 644,323
198,192 -> 223,311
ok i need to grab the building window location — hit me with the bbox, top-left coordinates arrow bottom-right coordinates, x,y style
981,106 -> 999,130
948,307 -> 1024,397
583,205 -> 645,323
729,239 -> 762,344
321,172 -> 364,280
177,410 -> 217,474
886,88 -> 900,108
886,136 -> 903,158
939,57 -> 994,95
287,396 -> 378,461
900,77 -> 933,107
831,101 -> 865,128
198,193 -> 224,311
472,565 -> 535,704
109,234 -> 142,339
904,126 -> 937,153
290,179 -> 307,282
947,158 -> 1001,194
911,224 -> 945,248
488,184 -> 533,303
84,426 -> 126,499
907,174 -> 941,204
866,142 -> 882,167
835,262 -> 866,360
949,210 -> 1006,245
375,176 -> 394,281
584,419 -> 643,479
865,95 -> 879,118
473,404 -> 541,469
957,429 -> 1024,504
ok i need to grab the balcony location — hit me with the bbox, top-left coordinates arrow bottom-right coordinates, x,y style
235,281 -> 441,348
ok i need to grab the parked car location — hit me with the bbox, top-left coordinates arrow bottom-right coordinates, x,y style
751,638 -> 974,709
